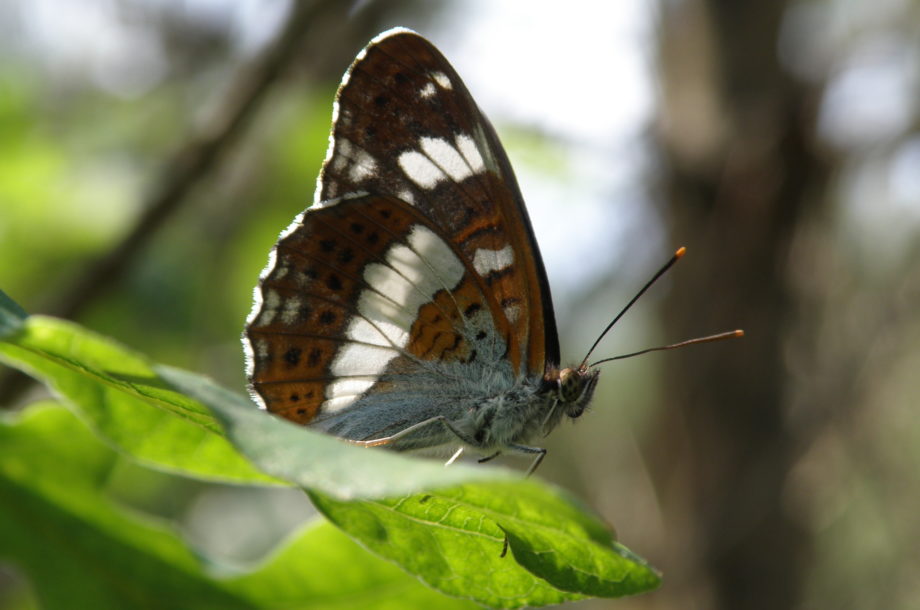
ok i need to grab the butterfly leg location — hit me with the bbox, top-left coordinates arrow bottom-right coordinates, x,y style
349,415 -> 477,449
478,451 -> 501,463
507,443 -> 548,476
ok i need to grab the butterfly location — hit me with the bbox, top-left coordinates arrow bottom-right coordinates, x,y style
242,27 -> 603,473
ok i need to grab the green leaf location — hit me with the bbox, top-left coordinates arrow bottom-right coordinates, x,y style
226,521 -> 479,610
495,486 -> 662,597
0,301 -> 662,607
0,403 -> 478,609
309,481 -> 661,608
0,314 -> 279,485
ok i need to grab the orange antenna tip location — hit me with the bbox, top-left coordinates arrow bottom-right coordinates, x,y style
579,247 -> 688,367
734,329 -> 745,337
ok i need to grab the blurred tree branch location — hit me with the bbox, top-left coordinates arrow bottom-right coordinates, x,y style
50,2 -> 321,321
649,1 -> 833,608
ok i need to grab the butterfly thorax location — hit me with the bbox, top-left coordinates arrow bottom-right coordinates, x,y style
463,364 -> 600,451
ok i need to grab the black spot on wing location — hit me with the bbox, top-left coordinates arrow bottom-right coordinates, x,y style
484,267 -> 514,285
284,347 -> 301,367
319,310 -> 336,325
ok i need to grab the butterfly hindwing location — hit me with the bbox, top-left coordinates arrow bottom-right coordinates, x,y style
245,193 -> 514,426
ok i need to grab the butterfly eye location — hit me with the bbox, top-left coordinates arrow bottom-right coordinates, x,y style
556,368 -> 600,419
557,369 -> 581,403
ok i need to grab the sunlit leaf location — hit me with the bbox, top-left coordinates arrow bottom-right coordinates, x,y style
0,310 -> 277,485
0,294 -> 661,608
310,482 -> 661,608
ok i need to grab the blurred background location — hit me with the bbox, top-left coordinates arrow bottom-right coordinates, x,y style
1,1 -> 919,608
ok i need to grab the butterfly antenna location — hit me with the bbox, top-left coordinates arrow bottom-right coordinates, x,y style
580,247 -> 686,368
589,330 -> 744,367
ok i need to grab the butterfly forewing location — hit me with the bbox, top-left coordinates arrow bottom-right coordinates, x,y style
316,29 -> 559,375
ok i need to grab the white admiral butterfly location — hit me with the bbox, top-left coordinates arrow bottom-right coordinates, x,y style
243,28 -> 739,473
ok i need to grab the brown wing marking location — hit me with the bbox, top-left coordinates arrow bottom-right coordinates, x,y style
405,272 -> 511,367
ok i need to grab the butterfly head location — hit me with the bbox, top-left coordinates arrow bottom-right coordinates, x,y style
551,365 -> 600,420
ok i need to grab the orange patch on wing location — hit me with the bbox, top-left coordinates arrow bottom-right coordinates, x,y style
406,273 -> 517,369
254,379 -> 327,424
